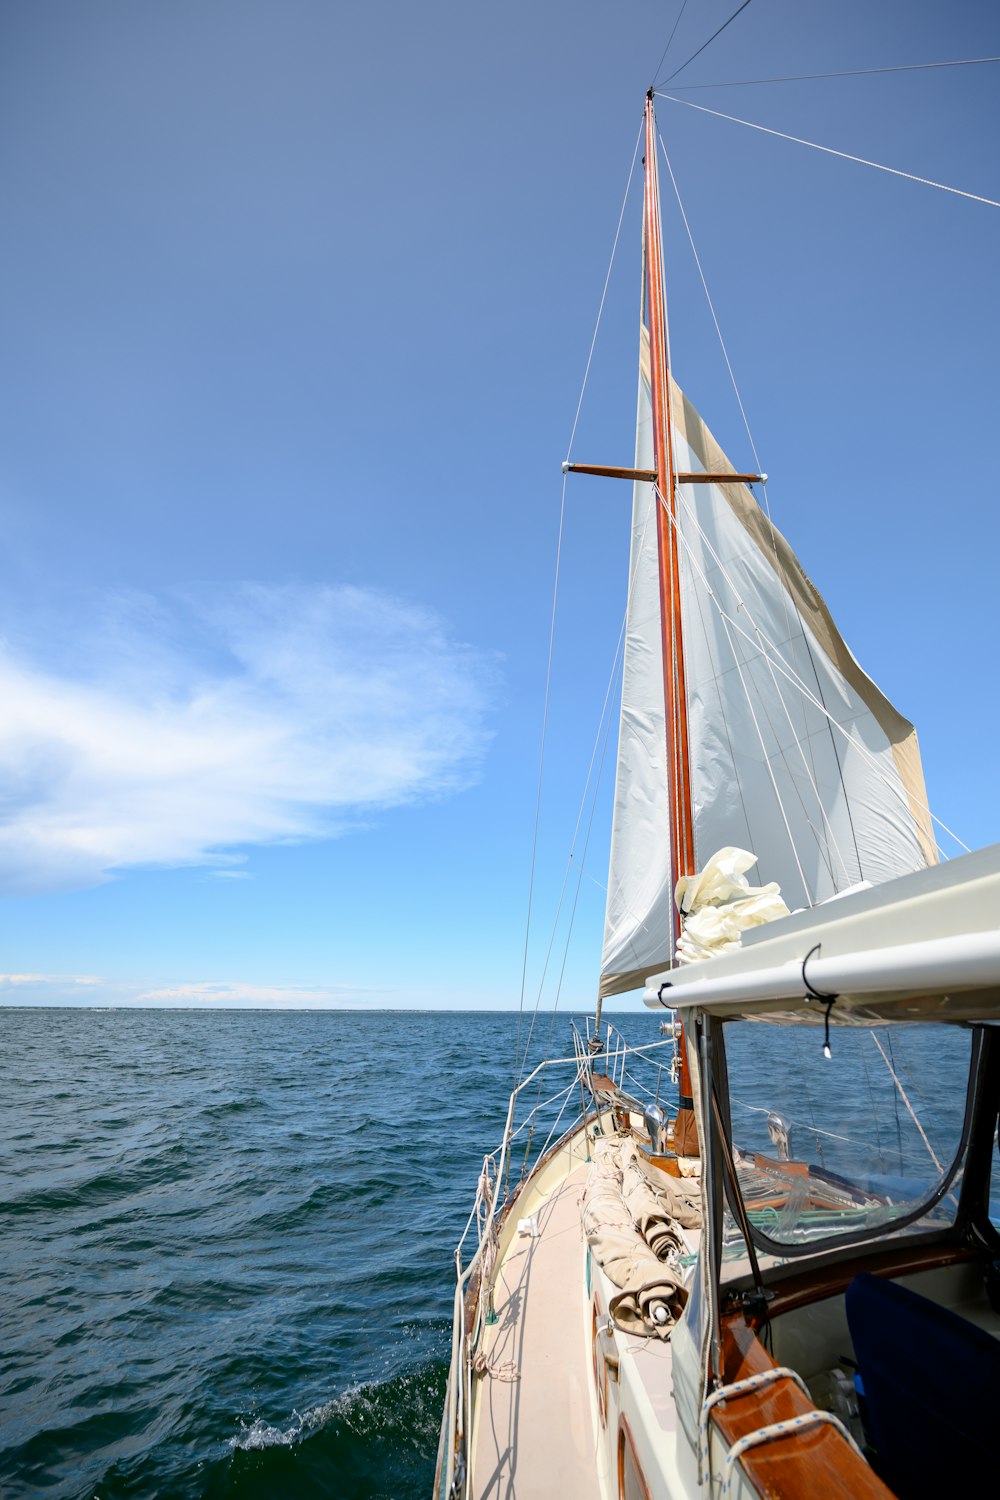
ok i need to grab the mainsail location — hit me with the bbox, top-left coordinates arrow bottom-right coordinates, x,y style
600,328 -> 935,998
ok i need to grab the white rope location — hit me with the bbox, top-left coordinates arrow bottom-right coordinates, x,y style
698,1366 -> 811,1483
868,1030 -> 944,1173
534,1075 -> 582,1159
722,1410 -> 863,1492
656,93 -> 1000,209
731,1094 -> 859,1147
621,1065 -> 678,1109
507,1076 -> 578,1144
472,1349 -> 519,1382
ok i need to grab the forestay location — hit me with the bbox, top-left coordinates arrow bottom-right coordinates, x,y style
600,328 -> 935,998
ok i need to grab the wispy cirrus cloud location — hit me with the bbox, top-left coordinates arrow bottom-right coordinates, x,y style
0,583 -> 497,892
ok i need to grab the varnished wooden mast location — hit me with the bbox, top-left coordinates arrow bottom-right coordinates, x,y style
643,91 -> 698,1155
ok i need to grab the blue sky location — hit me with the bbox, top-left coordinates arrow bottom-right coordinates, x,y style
1,1 -> 997,1010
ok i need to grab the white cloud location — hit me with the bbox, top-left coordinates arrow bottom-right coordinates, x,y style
130,981 -> 373,1008
0,584 -> 496,892
0,972 -> 100,986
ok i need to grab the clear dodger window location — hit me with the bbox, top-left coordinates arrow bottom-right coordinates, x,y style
721,1021 -> 972,1252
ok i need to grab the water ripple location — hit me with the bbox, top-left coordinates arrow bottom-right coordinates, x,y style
0,1007 -> 572,1499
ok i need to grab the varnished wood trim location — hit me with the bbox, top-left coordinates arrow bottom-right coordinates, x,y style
564,463 -> 762,484
740,1239 -> 978,1323
591,1299 -> 608,1425
618,1415 -> 653,1500
709,1315 -> 894,1499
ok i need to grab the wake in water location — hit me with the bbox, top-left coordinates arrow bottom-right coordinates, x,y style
216,1365 -> 447,1500
0,1009 -> 552,1499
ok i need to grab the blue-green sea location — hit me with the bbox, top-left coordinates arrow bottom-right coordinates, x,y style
1,1007 -> 979,1498
0,1007 -> 607,1500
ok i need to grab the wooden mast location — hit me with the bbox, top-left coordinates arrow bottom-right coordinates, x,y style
643,91 -> 699,1156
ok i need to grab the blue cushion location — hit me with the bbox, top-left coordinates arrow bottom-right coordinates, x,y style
845,1270 -> 1000,1498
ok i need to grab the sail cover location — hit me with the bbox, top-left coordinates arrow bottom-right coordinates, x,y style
600,331 -> 935,997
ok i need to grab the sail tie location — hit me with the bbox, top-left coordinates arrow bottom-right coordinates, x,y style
801,943 -> 839,1059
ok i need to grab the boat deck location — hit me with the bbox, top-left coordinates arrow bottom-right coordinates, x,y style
470,1161 -> 602,1500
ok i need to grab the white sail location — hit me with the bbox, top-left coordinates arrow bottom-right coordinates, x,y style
601,357 -> 676,996
600,332 -> 935,997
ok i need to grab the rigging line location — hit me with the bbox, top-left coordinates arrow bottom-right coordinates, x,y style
597,489 -> 683,960
659,126 -> 828,810
658,481 -> 970,858
883,1029 -> 928,1106
655,0 -> 755,88
654,452 -> 962,859
516,122 -> 643,1087
672,483 -> 855,891
667,485 -> 852,883
724,611 -> 961,860
528,685 -> 624,1113
659,129 -> 824,859
517,633 -> 626,1083
860,1033 -> 887,1173
566,121 -> 643,460
869,1030 -> 943,1174
656,94 -> 1000,208
513,474 -> 567,1090
658,131 -> 856,882
689,549 -> 755,857
720,596 -> 966,857
658,136 -> 761,472
678,522 -> 964,861
730,1094 -> 857,1146
517,481 -> 656,1082
650,0 -> 691,91
671,56 -> 1000,90
659,483 -> 814,898
542,648 -> 622,1061
717,596 -> 813,901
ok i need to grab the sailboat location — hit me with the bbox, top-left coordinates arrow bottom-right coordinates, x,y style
436,91 -> 1000,1500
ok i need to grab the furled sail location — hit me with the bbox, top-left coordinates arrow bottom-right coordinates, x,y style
600,329 -> 935,997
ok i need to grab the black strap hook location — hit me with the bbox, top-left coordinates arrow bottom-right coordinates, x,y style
802,943 -> 839,1059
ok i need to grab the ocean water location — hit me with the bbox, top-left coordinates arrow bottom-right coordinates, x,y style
0,1007 -> 603,1500
0,1007 -> 980,1499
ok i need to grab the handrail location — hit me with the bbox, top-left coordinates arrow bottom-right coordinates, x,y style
440,1021 -> 680,1498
